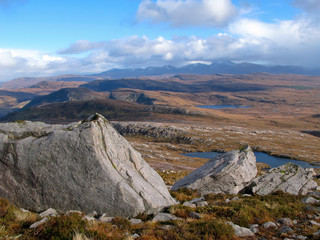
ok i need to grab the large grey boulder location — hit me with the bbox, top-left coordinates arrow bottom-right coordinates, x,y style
246,163 -> 317,196
172,146 -> 257,195
0,114 -> 175,217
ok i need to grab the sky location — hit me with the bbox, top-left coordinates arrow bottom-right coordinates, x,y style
0,0 -> 320,82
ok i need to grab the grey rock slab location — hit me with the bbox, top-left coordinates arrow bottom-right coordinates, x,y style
189,197 -> 205,204
308,191 -> 320,198
0,114 -> 176,217
172,146 -> 257,195
132,234 -> 140,239
262,221 -> 278,229
83,216 -> 96,222
182,201 -> 196,208
189,212 -> 201,219
226,221 -> 255,237
278,226 -> 293,234
302,197 -> 320,204
66,210 -> 83,216
296,236 -> 308,240
247,163 -> 317,196
152,213 -> 180,222
195,201 -> 208,207
314,230 -> 320,237
309,220 -> 320,226
30,217 -> 48,229
39,208 -> 57,218
161,225 -> 175,230
130,218 -> 143,224
99,214 -> 114,223
278,218 -> 293,227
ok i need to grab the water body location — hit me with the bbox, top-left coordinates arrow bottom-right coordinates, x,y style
182,151 -> 320,169
197,105 -> 251,110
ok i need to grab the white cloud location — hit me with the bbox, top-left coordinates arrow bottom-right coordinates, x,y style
58,40 -> 107,54
137,0 -> 238,27
294,0 -> 320,13
228,16 -> 320,67
2,12 -> 320,83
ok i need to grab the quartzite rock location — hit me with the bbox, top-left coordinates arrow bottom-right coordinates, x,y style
0,114 -> 175,217
172,146 -> 257,195
246,163 -> 317,196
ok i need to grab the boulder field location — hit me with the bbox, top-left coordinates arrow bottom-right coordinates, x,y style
0,114 -> 175,217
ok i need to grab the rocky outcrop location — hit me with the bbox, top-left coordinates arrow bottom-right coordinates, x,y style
171,146 -> 257,195
245,163 -> 317,196
0,114 -> 175,217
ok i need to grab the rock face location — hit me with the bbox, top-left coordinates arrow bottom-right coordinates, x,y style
0,114 -> 175,217
246,163 -> 317,196
171,146 -> 257,195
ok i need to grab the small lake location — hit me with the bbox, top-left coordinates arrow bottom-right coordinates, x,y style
197,105 -> 251,110
182,151 -> 320,169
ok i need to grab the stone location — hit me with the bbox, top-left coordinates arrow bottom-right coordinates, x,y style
189,197 -> 205,203
182,201 -> 196,208
226,221 -> 255,237
66,210 -> 83,216
195,201 -> 208,207
172,146 -> 257,195
308,191 -> 320,198
82,216 -> 96,222
249,224 -> 259,234
161,225 -> 175,230
262,221 -> 278,229
246,163 -> 317,196
278,218 -> 293,227
30,217 -> 48,229
99,214 -> 114,223
189,212 -> 201,219
0,114 -> 175,217
152,213 -> 180,222
296,236 -> 308,240
88,211 -> 98,218
242,194 -> 252,197
302,197 -> 320,204
39,208 -> 58,218
231,197 -> 240,201
130,218 -> 143,224
309,220 -> 320,226
314,230 -> 320,237
132,234 -> 140,239
278,226 -> 293,234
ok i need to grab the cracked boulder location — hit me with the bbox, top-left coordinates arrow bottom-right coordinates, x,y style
244,163 -> 317,196
0,114 -> 175,217
172,146 -> 257,195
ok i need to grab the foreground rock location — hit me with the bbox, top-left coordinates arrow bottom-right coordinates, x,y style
227,222 -> 255,237
172,146 -> 257,195
245,163 -> 317,196
0,114 -> 175,217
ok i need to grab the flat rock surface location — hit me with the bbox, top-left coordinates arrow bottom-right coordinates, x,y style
172,146 -> 257,195
0,114 -> 175,217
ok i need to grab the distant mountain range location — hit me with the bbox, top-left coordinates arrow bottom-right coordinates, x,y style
93,61 -> 320,78
1,61 -> 320,90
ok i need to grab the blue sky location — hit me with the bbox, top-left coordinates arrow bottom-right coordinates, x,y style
0,0 -> 319,81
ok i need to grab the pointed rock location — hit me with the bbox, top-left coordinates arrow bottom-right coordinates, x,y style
0,113 -> 175,217
172,146 -> 257,195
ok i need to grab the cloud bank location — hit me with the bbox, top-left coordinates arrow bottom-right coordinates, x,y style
137,0 -> 238,27
1,0 -> 320,82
